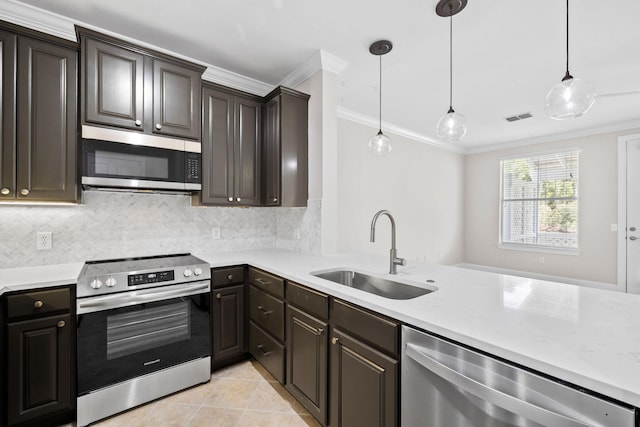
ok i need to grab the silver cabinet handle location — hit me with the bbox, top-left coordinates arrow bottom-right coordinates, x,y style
257,305 -> 273,316
405,343 -> 591,427
257,344 -> 272,356
135,119 -> 142,126
255,277 -> 271,286
236,197 -> 241,202
155,123 -> 162,130
228,197 -> 234,202
272,198 -> 278,203
57,320 -> 66,328
20,189 -> 29,196
227,274 -> 233,281
216,293 -> 222,299
33,300 -> 44,308
630,236 -> 638,241
0,188 -> 10,195
331,337 -> 339,345
629,226 -> 637,232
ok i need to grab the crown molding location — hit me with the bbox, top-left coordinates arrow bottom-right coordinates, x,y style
465,119 -> 640,154
202,66 -> 273,96
280,50 -> 349,89
337,106 -> 466,154
0,0 -> 76,41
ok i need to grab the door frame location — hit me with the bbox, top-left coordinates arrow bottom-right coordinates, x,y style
617,133 -> 640,293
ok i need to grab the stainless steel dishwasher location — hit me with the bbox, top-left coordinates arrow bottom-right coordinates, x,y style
401,325 -> 637,427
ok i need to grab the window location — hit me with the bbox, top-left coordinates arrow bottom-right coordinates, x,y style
500,150 -> 579,250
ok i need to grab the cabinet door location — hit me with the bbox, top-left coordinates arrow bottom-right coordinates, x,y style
16,37 -> 77,202
153,59 -> 201,140
201,87 -> 234,205
84,38 -> 144,131
262,97 -> 280,206
0,30 -> 16,199
286,305 -> 327,425
235,97 -> 261,206
212,284 -> 246,363
7,314 -> 72,426
330,328 -> 398,427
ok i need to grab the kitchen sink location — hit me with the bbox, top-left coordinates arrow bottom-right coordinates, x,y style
311,269 -> 435,300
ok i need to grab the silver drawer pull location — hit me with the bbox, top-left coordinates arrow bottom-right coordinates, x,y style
255,278 -> 271,286
0,187 -> 10,195
216,293 -> 222,299
134,119 -> 142,126
331,337 -> 339,345
155,123 -> 162,130
57,320 -> 66,328
227,274 -> 233,281
257,344 -> 272,356
257,305 -> 273,316
34,300 -> 44,308
20,188 -> 29,196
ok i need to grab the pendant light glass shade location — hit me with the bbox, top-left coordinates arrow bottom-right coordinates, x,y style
368,130 -> 392,156
545,0 -> 595,120
545,76 -> 595,120
437,108 -> 467,142
367,40 -> 393,156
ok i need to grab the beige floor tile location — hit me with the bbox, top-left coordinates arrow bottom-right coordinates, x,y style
248,382 -> 306,414
289,414 -> 323,427
203,377 -> 260,409
236,410 -> 294,427
220,360 -> 271,382
187,407 -> 243,427
140,402 -> 199,426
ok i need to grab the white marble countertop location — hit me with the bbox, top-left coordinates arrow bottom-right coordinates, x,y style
2,249 -> 640,408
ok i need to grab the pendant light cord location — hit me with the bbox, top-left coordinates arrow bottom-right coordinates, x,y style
448,4 -> 454,112
563,0 -> 572,80
379,55 -> 382,132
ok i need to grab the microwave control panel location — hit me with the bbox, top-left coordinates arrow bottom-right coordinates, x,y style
185,153 -> 201,183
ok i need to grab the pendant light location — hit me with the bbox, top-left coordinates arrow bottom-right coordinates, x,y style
545,0 -> 595,120
368,40 -> 393,156
436,0 -> 467,143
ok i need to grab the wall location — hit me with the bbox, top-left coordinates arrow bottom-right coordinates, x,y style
464,129 -> 639,285
0,190 -> 320,268
336,118 -> 465,265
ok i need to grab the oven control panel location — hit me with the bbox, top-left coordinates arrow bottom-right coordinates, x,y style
128,270 -> 175,286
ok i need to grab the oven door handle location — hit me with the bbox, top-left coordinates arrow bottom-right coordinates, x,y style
77,281 -> 210,314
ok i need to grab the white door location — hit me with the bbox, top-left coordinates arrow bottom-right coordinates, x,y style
626,138 -> 640,294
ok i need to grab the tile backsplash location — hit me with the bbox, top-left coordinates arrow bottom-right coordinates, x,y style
0,190 -> 321,268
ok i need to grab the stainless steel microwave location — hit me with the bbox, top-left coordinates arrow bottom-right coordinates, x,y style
81,126 -> 201,192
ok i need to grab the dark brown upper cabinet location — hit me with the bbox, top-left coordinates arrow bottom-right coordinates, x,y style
201,83 -> 261,206
77,27 -> 205,141
263,86 -> 309,207
0,23 -> 78,203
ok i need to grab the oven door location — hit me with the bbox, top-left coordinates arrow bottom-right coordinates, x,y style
76,281 -> 211,395
82,139 -> 201,191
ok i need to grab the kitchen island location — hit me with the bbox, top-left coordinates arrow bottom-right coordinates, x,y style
2,248 -> 640,411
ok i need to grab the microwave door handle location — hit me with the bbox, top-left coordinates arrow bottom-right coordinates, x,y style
77,282 -> 210,314
405,343 -> 595,427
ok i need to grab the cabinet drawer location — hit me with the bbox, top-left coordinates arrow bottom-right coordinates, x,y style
6,288 -> 70,320
249,321 -> 285,384
330,299 -> 399,356
212,266 -> 245,288
287,281 -> 328,319
249,286 -> 285,342
248,267 -> 284,298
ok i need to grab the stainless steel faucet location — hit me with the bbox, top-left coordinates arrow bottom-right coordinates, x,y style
370,210 -> 406,274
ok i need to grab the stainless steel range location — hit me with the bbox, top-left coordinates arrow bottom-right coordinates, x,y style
76,254 -> 211,426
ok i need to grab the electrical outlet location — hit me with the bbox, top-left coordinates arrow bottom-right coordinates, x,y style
538,256 -> 545,264
294,229 -> 300,240
36,232 -> 52,250
211,228 -> 221,240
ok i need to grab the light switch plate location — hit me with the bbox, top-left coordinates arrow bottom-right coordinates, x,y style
211,228 -> 221,240
37,231 -> 52,250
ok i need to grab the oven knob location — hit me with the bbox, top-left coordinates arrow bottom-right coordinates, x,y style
90,279 -> 103,289
194,267 -> 203,276
183,269 -> 193,277
105,277 -> 117,287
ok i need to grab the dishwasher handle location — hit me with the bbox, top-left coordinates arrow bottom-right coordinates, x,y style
405,343 -> 596,427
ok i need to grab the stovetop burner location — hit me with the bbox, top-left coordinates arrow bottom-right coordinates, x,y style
77,253 -> 210,298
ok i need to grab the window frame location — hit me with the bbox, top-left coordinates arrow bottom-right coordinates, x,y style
498,148 -> 581,255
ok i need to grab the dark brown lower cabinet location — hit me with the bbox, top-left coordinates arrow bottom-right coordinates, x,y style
212,284 -> 246,366
6,314 -> 72,426
329,328 -> 398,427
286,305 -> 327,425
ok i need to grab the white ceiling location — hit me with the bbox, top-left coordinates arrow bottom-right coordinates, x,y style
11,0 -> 640,151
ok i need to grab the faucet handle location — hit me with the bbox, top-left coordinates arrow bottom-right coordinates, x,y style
394,257 -> 407,267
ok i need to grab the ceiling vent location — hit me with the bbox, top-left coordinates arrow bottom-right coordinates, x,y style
505,112 -> 533,122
